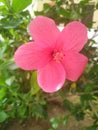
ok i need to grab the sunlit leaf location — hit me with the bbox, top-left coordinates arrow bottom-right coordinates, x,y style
0,0 -> 7,5
30,71 -> 40,96
0,111 -> 8,122
50,118 -> 59,129
0,77 -> 6,87
0,86 -> 6,100
63,115 -> 70,126
5,76 -> 15,86
11,0 -> 32,12
0,79 -> 8,100
0,59 -> 18,70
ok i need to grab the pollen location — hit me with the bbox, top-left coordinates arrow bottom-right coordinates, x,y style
52,50 -> 65,62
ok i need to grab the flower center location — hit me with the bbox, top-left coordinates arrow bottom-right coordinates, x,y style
52,50 -> 65,62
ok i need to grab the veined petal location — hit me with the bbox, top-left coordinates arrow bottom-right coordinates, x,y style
57,21 -> 88,51
14,42 -> 52,70
29,16 -> 60,47
37,61 -> 66,93
62,51 -> 88,81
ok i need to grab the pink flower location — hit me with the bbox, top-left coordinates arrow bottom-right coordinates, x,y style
14,16 -> 88,93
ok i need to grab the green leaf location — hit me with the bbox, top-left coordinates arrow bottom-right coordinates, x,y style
0,0 -> 8,5
80,94 -> 93,105
43,3 -> 51,10
96,3 -> 98,9
0,43 -> 7,58
81,94 -> 93,101
0,77 -> 6,87
0,87 -> 6,100
70,10 -> 81,20
0,111 -> 8,122
86,125 -> 98,130
11,0 -> 32,12
5,76 -> 15,86
30,71 -> 40,96
0,18 -> 23,29
17,104 -> 27,118
48,128 -> 54,130
62,99 -> 73,112
75,111 -> 84,121
0,0 -> 5,4
0,59 -> 18,70
50,118 -> 59,129
0,0 -> 10,9
63,115 -> 69,126
85,84 -> 93,92
32,104 -> 47,118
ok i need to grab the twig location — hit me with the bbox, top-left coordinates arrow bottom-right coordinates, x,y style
46,90 -> 98,103
68,90 -> 98,96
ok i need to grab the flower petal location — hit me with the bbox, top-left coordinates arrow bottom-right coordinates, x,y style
14,42 -> 52,70
37,61 -> 66,93
62,51 -> 88,81
57,21 -> 88,51
29,16 -> 60,47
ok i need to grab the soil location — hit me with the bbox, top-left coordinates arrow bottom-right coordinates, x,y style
6,101 -> 94,130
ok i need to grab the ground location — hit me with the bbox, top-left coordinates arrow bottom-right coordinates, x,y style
6,100 -> 94,130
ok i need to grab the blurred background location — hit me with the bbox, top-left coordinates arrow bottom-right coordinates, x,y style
32,0 -> 98,27
0,0 -> 98,130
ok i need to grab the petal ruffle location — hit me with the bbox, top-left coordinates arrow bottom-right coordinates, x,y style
14,42 -> 52,70
37,61 -> 66,93
57,21 -> 88,51
29,16 -> 60,47
62,51 -> 88,81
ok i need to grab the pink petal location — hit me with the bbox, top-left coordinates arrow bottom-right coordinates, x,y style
57,21 -> 88,51
62,51 -> 88,81
37,61 -> 66,93
29,16 -> 60,48
14,42 -> 52,70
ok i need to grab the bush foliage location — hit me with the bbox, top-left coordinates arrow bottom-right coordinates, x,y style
0,0 -> 98,129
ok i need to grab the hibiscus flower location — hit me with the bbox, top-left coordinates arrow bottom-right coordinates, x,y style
14,16 -> 88,93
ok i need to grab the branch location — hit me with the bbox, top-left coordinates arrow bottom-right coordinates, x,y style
46,90 -> 98,103
68,90 -> 98,96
